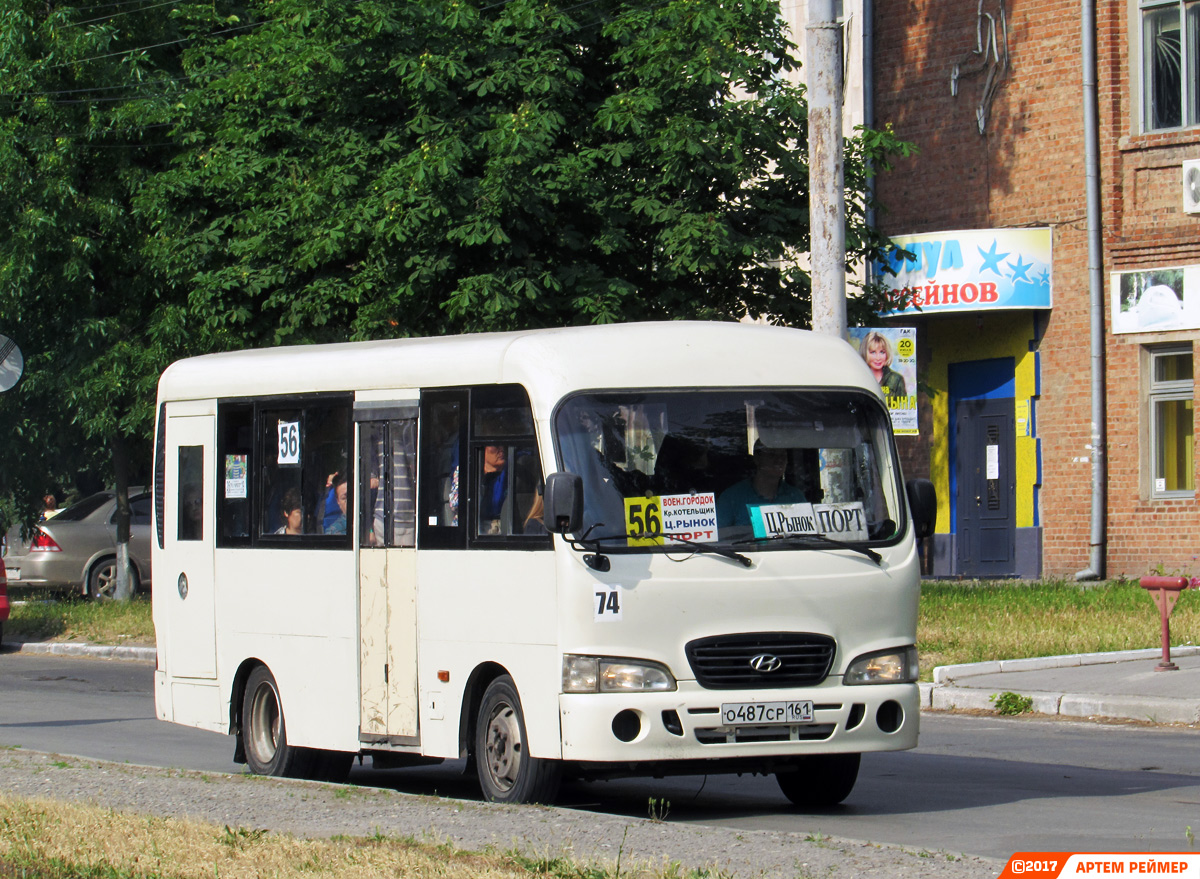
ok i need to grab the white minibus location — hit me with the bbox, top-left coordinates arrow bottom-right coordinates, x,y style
152,321 -> 934,805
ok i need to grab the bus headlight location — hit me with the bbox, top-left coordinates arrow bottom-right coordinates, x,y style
562,655 -> 677,693
844,646 -> 919,685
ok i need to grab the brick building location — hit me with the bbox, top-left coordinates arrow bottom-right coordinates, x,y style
862,0 -> 1200,579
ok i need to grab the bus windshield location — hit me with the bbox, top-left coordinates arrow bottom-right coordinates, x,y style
554,389 -> 905,549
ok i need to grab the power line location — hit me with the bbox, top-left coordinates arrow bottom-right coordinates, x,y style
2,0 -> 750,112
38,19 -> 266,72
61,0 -> 187,30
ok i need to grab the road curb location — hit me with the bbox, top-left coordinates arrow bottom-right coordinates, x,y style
931,646 -> 1200,684
922,647 -> 1200,725
4,640 -> 157,662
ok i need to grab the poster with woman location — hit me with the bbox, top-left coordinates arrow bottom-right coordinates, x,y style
845,327 -> 918,435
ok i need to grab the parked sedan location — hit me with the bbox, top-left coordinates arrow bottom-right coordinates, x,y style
1,491 -> 152,599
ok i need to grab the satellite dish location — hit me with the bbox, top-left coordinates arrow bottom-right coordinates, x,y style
0,334 -> 25,393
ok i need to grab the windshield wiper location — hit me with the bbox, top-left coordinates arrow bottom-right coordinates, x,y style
734,532 -> 883,565
632,531 -> 752,568
566,526 -> 752,568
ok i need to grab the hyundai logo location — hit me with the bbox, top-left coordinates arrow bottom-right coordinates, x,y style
749,653 -> 783,673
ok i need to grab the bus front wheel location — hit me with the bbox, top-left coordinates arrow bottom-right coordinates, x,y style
776,753 -> 861,808
242,665 -> 308,778
474,675 -> 561,804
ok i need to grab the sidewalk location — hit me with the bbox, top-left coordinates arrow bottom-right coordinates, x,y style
9,639 -> 1200,726
921,646 -> 1200,725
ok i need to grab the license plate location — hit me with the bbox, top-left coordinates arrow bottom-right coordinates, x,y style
6,566 -> 18,581
720,700 -> 814,726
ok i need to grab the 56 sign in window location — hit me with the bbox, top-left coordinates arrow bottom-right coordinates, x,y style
624,497 -> 663,546
624,493 -> 719,546
277,420 -> 301,465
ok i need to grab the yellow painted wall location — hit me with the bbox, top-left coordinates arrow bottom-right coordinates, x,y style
925,314 -> 1040,534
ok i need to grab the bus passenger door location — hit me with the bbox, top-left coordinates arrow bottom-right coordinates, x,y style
162,407 -> 217,680
357,408 -> 420,742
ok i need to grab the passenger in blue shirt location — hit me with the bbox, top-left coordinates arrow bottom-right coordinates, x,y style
325,473 -> 349,535
716,443 -> 806,528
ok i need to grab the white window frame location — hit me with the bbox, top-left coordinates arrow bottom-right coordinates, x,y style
1147,345 -> 1195,498
1140,0 -> 1200,132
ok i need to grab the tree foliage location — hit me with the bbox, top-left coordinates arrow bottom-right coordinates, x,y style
146,0 -> 912,342
0,0 -> 187,522
0,0 -> 914,527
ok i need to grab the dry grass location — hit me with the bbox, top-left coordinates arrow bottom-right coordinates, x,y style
0,795 -> 546,879
0,795 -> 724,879
917,578 -> 1200,678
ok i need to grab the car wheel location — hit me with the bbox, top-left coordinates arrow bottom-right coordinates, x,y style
776,753 -> 861,808
474,675 -> 561,804
241,665 -> 312,778
87,559 -> 139,600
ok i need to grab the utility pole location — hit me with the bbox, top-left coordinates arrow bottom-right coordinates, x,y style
807,0 -> 847,338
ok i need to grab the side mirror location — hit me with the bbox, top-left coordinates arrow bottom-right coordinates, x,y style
543,472 -> 583,535
905,478 -> 936,540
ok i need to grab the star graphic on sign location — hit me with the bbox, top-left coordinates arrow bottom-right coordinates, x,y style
1007,255 -> 1033,283
977,240 -> 1010,275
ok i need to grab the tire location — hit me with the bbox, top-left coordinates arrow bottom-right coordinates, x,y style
241,665 -> 312,778
88,559 -> 138,600
776,753 -> 861,808
474,675 -> 561,804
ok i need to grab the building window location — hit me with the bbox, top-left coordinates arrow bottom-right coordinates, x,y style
1148,346 -> 1194,497
1141,0 -> 1200,131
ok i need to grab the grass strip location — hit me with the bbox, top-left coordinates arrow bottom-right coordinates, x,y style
5,594 -> 154,645
917,578 -> 1200,677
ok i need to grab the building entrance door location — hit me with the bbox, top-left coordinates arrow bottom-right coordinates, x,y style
952,363 -> 1016,577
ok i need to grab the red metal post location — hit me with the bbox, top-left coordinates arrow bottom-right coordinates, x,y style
1137,576 -> 1191,671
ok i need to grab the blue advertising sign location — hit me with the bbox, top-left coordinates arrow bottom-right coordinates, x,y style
874,228 -> 1053,314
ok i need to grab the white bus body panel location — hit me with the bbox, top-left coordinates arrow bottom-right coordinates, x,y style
212,549 -> 361,751
415,549 -> 559,759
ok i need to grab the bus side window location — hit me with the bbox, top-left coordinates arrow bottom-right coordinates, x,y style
177,445 -> 204,542
468,384 -> 548,546
418,393 -> 467,550
259,401 -> 352,541
390,419 -> 417,546
359,418 -> 417,548
217,404 -> 253,545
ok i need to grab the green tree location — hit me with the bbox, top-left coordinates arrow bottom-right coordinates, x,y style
0,1 -> 188,596
145,0 -> 913,344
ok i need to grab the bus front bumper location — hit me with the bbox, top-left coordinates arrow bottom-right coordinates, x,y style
558,680 -> 918,767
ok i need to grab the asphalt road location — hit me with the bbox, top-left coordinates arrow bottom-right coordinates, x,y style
2,652 -> 1199,861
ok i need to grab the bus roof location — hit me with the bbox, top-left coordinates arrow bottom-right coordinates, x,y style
157,321 -> 881,412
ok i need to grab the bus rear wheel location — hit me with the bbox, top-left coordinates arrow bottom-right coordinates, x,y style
474,675 -> 560,804
776,753 -> 861,808
242,665 -> 310,778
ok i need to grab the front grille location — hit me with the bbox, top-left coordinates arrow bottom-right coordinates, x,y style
685,632 -> 836,689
